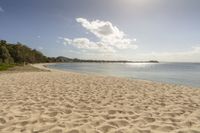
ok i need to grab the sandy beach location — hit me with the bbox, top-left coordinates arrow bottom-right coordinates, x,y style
0,64 -> 200,133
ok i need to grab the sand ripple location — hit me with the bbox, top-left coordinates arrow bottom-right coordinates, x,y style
0,71 -> 200,133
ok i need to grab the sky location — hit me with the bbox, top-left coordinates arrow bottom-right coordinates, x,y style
0,0 -> 200,62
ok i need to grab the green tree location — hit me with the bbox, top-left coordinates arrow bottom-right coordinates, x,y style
0,45 -> 12,63
0,39 -> 49,64
0,40 -> 7,46
32,49 -> 46,63
9,43 -> 32,64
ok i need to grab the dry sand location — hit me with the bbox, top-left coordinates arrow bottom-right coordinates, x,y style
0,64 -> 200,133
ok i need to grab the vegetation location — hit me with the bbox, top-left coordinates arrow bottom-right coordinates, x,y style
0,40 -> 48,64
0,64 -> 15,71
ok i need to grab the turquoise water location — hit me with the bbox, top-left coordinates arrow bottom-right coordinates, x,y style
48,63 -> 200,88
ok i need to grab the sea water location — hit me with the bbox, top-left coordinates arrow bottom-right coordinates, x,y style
48,62 -> 200,88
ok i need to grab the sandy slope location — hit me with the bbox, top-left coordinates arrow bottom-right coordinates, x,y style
0,64 -> 200,133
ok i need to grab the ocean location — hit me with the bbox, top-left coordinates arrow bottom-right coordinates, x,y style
48,62 -> 200,88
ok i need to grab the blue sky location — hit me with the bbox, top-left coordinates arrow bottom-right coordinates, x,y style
0,0 -> 200,62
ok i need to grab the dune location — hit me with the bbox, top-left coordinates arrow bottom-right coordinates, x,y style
0,64 -> 200,133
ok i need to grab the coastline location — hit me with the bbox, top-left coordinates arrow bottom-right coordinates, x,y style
0,63 -> 200,133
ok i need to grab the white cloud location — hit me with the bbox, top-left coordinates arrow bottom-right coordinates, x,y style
64,38 -> 96,49
38,46 -> 43,50
76,18 -> 137,49
58,36 -> 63,40
60,18 -> 137,53
76,18 -> 123,39
63,37 -> 116,53
0,7 -> 4,12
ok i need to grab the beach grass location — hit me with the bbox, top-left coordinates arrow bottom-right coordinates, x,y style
0,63 -> 49,72
0,64 -> 15,71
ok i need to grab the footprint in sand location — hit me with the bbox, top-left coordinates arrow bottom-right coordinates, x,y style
0,118 -> 6,124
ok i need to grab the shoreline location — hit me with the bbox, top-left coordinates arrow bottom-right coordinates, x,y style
0,63 -> 200,132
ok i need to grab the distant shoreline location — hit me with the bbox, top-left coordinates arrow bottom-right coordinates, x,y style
53,56 -> 159,63
48,61 -> 159,64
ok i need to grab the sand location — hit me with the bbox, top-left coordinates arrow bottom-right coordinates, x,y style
0,64 -> 200,133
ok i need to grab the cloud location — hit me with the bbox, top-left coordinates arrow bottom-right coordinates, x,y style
63,38 -> 96,49
0,7 -> 4,12
38,46 -> 43,50
76,18 -> 137,49
60,18 -> 137,53
76,18 -> 121,38
63,37 -> 116,53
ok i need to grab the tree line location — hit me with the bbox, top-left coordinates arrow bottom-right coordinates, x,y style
0,40 -> 48,64
0,40 -> 87,64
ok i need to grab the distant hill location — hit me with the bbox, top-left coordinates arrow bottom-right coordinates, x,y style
55,56 -> 73,62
